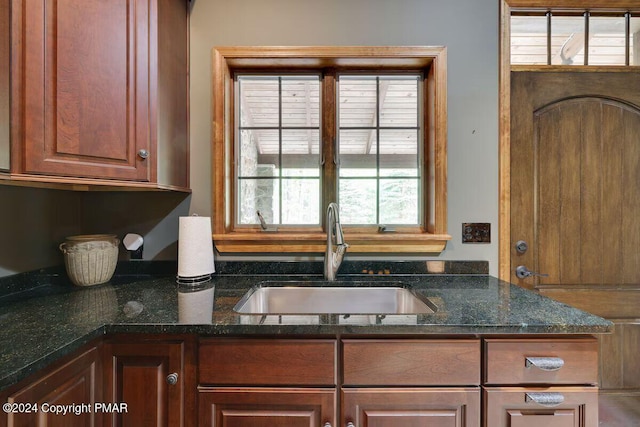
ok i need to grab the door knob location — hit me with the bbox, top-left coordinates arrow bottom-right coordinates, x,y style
516,265 -> 548,279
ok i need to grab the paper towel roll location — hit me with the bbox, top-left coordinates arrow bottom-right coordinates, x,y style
178,215 -> 215,278
178,285 -> 214,324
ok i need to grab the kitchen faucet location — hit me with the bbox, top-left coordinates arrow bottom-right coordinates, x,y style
324,202 -> 349,281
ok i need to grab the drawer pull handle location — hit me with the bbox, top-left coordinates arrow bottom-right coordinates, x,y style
525,392 -> 565,407
525,356 -> 564,371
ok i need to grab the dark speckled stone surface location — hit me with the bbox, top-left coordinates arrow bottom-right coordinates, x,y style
0,261 -> 612,391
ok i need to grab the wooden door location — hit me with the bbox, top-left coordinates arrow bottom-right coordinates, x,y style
16,0 -> 151,180
198,388 -> 336,427
103,340 -> 184,427
484,387 -> 598,427
510,71 -> 640,391
342,388 -> 480,427
2,346 -> 102,427
511,71 -> 640,288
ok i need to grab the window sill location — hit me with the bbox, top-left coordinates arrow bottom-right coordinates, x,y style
213,232 -> 451,254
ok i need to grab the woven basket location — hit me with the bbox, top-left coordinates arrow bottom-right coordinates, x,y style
60,234 -> 119,287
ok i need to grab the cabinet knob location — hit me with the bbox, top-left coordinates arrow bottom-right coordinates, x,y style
166,372 -> 178,385
137,149 -> 149,159
322,423 -> 332,427
346,422 -> 355,427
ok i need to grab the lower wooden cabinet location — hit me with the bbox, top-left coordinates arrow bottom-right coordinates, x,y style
103,336 -> 195,427
198,388 -> 336,427
1,345 -> 101,427
484,387 -> 599,427
343,388 -> 481,427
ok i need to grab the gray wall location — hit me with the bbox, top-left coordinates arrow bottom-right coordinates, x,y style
0,186 -> 82,276
189,0 -> 500,275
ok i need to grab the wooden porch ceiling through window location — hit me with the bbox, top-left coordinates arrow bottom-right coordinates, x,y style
239,78 -> 420,165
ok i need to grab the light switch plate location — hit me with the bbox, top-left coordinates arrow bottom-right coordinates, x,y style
462,223 -> 491,243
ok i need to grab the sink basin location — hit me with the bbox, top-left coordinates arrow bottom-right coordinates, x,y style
233,282 -> 437,314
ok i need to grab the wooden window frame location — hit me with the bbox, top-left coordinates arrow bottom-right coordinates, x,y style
212,46 -> 450,253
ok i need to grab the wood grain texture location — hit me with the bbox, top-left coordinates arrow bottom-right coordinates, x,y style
506,0 -> 640,8
484,387 -> 599,427
199,339 -> 337,386
484,338 -> 598,385
2,345 -> 102,427
7,0 -> 188,189
342,388 -> 480,427
342,339 -> 480,386
211,46 -> 449,253
511,72 -> 640,288
0,0 -> 9,171
198,388 -> 336,427
103,337 -> 190,427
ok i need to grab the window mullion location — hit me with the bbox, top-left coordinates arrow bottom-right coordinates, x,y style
322,70 -> 338,230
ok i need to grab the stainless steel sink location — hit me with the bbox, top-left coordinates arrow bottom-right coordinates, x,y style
233,282 -> 437,314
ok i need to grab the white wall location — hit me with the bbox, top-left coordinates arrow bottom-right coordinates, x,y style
189,0 -> 500,275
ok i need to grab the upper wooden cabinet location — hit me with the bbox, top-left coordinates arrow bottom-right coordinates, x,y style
3,0 -> 189,191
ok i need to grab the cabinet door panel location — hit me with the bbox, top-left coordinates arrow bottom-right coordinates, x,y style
198,388 -> 335,427
484,387 -> 598,427
508,409 -> 575,427
343,388 -> 480,427
104,341 -> 184,427
21,0 -> 149,180
4,346 -> 101,427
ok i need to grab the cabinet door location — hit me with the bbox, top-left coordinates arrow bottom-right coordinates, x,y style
198,388 -> 336,427
103,340 -> 185,427
342,388 -> 480,427
3,346 -> 101,427
484,387 -> 598,427
18,0 -> 150,180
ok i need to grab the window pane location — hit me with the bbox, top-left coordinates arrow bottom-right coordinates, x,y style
238,178 -> 279,225
511,15 -> 548,65
379,77 -> 418,127
281,129 -> 320,176
339,77 -> 377,127
239,129 -> 279,177
380,179 -> 419,224
630,16 -> 640,65
281,77 -> 320,127
239,77 -> 279,127
379,129 -> 418,177
589,16 -> 626,65
551,16 -> 585,65
339,129 -> 376,174
339,179 -> 377,224
281,179 -> 320,224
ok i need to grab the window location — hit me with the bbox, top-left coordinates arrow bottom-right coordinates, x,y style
212,47 -> 449,253
511,10 -> 640,66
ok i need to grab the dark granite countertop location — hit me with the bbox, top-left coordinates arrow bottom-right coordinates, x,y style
0,261 -> 612,391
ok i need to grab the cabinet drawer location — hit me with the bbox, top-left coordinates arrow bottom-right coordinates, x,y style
484,338 -> 598,385
343,339 -> 480,386
484,386 -> 598,427
199,338 -> 336,386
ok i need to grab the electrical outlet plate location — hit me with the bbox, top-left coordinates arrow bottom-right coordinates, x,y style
462,223 -> 491,243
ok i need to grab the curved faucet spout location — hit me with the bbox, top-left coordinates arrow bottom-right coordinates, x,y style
324,202 -> 349,281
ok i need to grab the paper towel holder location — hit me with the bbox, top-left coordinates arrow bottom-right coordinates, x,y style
177,214 -> 215,286
176,274 -> 212,286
